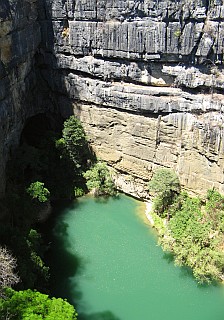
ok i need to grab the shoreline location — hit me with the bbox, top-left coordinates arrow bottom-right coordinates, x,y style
144,201 -> 154,226
144,199 -> 224,284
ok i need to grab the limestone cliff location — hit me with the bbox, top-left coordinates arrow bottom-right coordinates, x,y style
1,0 -> 224,198
0,0 -> 42,196
38,0 -> 224,198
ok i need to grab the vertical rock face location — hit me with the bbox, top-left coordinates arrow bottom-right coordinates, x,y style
1,0 -> 224,198
0,0 -> 41,196
39,0 -> 224,197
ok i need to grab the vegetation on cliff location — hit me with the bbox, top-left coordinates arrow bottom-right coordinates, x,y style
57,115 -> 90,170
83,161 -> 116,196
27,182 -> 50,203
0,115 -> 94,319
148,168 -> 180,215
0,114 -> 117,319
149,169 -> 224,283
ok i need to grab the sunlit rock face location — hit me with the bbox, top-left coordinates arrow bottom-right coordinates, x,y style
38,0 -> 224,197
2,0 -> 224,198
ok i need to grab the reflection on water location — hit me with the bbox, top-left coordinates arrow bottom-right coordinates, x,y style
47,194 -> 224,320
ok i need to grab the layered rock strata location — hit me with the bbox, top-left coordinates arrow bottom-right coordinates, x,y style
39,0 -> 224,197
1,0 -> 224,198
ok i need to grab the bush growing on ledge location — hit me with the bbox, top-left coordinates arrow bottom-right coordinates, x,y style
148,168 -> 180,215
83,161 -> 116,196
26,181 -> 50,203
74,187 -> 85,198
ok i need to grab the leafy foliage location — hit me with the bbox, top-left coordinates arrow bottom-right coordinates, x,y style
27,182 -> 50,203
0,227 -> 50,292
83,162 -> 116,196
153,189 -> 224,283
59,116 -> 90,170
0,115 -> 93,316
0,289 -> 78,319
26,229 -> 50,285
148,169 -> 180,214
1,115 -> 92,294
74,187 -> 85,198
54,115 -> 94,198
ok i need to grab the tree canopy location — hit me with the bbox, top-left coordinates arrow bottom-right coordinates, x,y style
152,189 -> 224,283
57,115 -> 89,169
0,289 -> 78,319
26,182 -> 50,203
83,161 -> 116,196
148,168 -> 180,214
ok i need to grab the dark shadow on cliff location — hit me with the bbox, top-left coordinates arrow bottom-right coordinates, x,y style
36,0 -> 78,119
36,0 -> 96,162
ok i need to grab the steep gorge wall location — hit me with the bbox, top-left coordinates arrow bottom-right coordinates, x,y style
0,0 -> 62,197
1,0 -> 224,198
0,0 -> 42,195
39,0 -> 224,198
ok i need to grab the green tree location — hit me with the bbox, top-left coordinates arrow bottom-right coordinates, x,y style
148,168 -> 180,214
83,162 -> 116,196
157,190 -> 224,283
0,289 -> 78,319
58,116 -> 89,169
26,182 -> 50,203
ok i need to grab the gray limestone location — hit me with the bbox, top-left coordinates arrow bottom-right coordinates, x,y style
2,0 -> 224,198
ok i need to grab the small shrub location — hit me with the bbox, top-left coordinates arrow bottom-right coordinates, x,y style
74,187 -> 85,198
174,29 -> 181,37
26,181 -> 50,203
148,168 -> 180,214
83,161 -> 116,196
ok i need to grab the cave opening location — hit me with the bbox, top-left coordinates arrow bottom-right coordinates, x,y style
20,113 -> 64,148
4,111 -> 70,203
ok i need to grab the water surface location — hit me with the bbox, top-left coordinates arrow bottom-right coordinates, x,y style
49,194 -> 224,320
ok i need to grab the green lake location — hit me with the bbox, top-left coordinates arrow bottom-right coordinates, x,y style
48,194 -> 224,320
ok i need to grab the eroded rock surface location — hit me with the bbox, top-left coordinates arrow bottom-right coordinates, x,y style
39,0 -> 224,197
73,104 -> 224,198
1,0 -> 224,198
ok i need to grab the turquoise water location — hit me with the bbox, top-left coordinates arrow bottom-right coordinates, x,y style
49,194 -> 224,320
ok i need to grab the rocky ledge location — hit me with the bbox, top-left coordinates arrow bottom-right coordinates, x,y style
38,0 -> 224,198
1,0 -> 224,198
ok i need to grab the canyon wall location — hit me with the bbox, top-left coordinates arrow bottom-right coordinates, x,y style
40,0 -> 224,198
0,0 -> 42,196
1,0 -> 224,198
